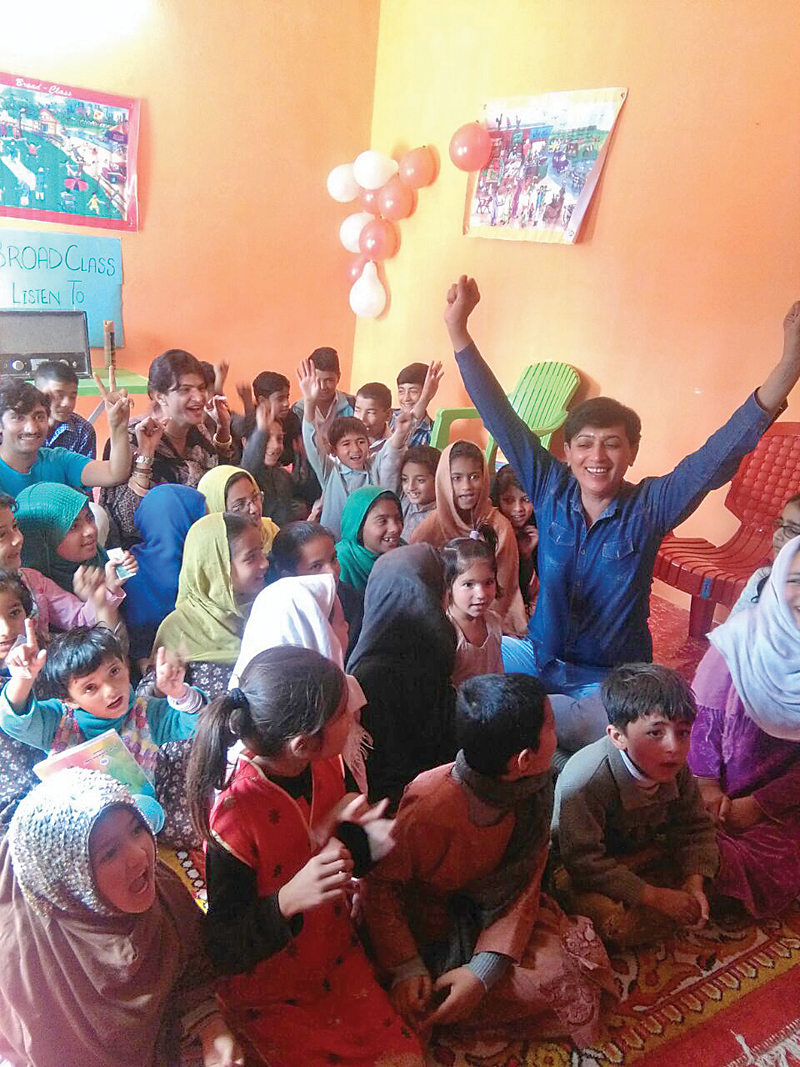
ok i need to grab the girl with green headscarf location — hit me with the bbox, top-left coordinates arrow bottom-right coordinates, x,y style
17,483 -> 109,592
335,487 -> 404,593
154,511 -> 269,697
197,465 -> 279,553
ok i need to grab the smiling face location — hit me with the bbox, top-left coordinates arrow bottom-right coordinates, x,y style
401,461 -> 436,508
397,381 -> 422,413
90,807 -> 156,914
293,533 -> 340,583
0,588 -> 26,662
229,523 -> 269,597
354,395 -> 390,441
449,559 -> 497,620
498,484 -> 533,529
261,420 -> 286,468
785,550 -> 800,627
56,505 -> 98,564
0,404 -> 49,460
608,712 -> 693,783
66,654 -> 131,718
38,380 -> 77,425
0,506 -> 23,570
225,474 -> 263,520
154,373 -> 208,428
773,500 -> 800,559
450,454 -> 484,518
360,497 -> 403,555
333,430 -> 369,470
563,423 -> 637,502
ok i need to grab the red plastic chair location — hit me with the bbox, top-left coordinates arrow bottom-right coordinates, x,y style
654,421 -> 800,637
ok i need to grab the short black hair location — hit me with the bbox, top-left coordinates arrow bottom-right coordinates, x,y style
43,626 -> 125,699
397,362 -> 428,387
310,347 -> 340,375
449,439 -> 484,469
34,360 -> 79,388
564,397 -> 642,448
0,568 -> 33,615
456,673 -> 548,777
253,371 -> 290,399
268,520 -> 336,580
147,349 -> 206,397
0,379 -> 49,418
602,663 -> 697,730
329,416 -> 368,449
198,360 -> 216,389
402,444 -> 441,478
356,382 -> 392,410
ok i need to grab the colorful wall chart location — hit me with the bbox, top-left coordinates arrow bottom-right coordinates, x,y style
0,72 -> 139,231
465,87 -> 627,244
0,229 -> 123,346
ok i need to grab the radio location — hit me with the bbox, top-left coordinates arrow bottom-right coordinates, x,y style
0,310 -> 92,379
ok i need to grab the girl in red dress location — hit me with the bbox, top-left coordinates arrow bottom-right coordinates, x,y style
187,645 -> 424,1067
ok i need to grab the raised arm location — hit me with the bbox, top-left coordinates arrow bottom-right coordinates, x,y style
80,369 -> 133,488
444,276 -> 559,505
755,301 -> 800,414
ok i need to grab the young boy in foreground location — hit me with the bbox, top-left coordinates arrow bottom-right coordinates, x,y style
362,674 -> 615,1047
552,663 -> 719,947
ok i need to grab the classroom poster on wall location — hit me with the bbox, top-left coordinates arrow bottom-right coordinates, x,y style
465,87 -> 627,245
0,228 -> 124,346
0,72 -> 140,231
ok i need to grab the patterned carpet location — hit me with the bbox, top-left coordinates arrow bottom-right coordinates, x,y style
162,597 -> 800,1066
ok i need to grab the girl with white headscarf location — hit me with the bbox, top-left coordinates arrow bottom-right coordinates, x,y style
229,574 -> 369,792
689,536 -> 800,917
0,768 -> 241,1067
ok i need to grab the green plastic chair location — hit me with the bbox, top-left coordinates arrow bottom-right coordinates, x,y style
430,361 -> 581,466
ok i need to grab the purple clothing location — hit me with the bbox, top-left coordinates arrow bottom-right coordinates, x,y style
690,645 -> 800,917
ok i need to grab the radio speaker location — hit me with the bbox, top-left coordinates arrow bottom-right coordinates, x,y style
0,310 -> 92,380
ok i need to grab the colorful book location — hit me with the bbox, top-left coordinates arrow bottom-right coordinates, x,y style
34,729 -> 156,798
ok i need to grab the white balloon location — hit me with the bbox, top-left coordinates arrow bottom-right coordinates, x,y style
352,150 -> 398,191
326,163 -> 359,203
339,211 -> 373,254
349,261 -> 387,318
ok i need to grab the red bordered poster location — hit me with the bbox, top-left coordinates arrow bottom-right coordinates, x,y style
0,72 -> 140,231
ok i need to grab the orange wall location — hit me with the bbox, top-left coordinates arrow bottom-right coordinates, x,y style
0,0 -> 380,421
351,0 -> 800,558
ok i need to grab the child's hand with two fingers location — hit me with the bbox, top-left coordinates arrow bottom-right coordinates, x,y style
155,646 -> 188,701
5,619 -> 46,682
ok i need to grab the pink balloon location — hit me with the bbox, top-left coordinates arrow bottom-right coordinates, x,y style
449,122 -> 492,172
377,176 -> 415,221
399,146 -> 437,188
358,186 -> 382,214
359,218 -> 399,260
346,254 -> 370,284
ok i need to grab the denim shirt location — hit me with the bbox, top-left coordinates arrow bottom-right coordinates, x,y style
456,343 -> 772,675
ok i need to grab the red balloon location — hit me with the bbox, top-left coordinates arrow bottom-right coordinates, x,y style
449,122 -> 492,172
346,254 -> 369,284
399,146 -> 437,188
358,186 -> 381,214
377,175 -> 415,221
359,218 -> 399,260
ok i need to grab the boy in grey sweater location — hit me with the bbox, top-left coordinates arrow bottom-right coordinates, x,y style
552,663 -> 718,948
297,358 -> 413,538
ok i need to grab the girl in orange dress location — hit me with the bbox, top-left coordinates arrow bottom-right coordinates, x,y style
187,645 -> 424,1067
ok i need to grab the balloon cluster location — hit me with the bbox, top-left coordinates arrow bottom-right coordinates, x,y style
327,147 -> 437,318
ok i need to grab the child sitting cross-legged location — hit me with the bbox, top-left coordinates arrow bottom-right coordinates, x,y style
361,674 -> 615,1046
0,623 -> 204,779
297,358 -> 413,538
552,663 -> 719,948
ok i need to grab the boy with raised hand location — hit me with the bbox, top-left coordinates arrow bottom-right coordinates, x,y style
34,360 -> 96,458
292,346 -> 354,433
0,371 -> 130,497
392,361 -> 444,448
552,663 -> 718,948
361,673 -> 615,1047
296,358 -> 412,538
354,382 -> 393,453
